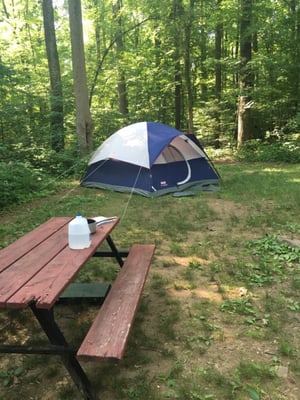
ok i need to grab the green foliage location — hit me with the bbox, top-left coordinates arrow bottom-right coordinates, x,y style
1,0 -> 300,156
220,298 -> 257,316
279,338 -> 294,356
246,387 -> 260,400
0,137 -> 89,208
0,366 -> 24,387
247,235 -> 300,269
0,161 -> 53,209
236,361 -> 276,381
3,140 -> 88,177
236,136 -> 300,163
232,235 -> 300,287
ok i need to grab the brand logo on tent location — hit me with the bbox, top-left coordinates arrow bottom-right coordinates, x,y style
160,180 -> 168,187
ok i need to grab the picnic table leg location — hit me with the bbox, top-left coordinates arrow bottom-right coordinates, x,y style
30,304 -> 97,400
106,235 -> 124,267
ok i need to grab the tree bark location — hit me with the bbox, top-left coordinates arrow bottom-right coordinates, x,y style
68,0 -> 93,155
42,0 -> 64,152
237,0 -> 253,148
214,0 -> 222,148
199,0 -> 207,101
113,0 -> 128,117
237,96 -> 252,147
184,0 -> 194,133
289,0 -> 300,114
172,0 -> 184,130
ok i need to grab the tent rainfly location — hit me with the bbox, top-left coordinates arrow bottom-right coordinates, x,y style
81,121 -> 220,197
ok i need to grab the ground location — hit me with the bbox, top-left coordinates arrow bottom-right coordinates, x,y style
0,196 -> 299,400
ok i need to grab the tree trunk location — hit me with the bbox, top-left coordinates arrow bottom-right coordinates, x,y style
68,0 -> 93,155
174,57 -> 182,130
42,0 -> 64,152
184,0 -> 194,133
289,0 -> 300,114
237,95 -> 252,147
113,0 -> 128,117
172,0 -> 184,130
214,0 -> 222,148
199,0 -> 207,101
237,0 -> 253,148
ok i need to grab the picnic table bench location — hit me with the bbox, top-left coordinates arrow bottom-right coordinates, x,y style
0,217 -> 155,400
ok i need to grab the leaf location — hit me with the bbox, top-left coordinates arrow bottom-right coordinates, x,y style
3,377 -> 11,387
247,387 -> 260,400
14,367 -> 24,377
166,379 -> 176,388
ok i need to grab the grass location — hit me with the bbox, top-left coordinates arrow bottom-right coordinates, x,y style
0,161 -> 299,399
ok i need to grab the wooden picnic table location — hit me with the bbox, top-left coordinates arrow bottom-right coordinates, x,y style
0,217 -> 155,400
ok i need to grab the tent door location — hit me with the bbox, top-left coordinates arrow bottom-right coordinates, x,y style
168,144 -> 191,186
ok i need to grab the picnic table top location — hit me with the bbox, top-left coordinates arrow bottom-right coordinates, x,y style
0,217 -> 120,310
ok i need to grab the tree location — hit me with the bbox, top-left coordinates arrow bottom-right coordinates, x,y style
214,0 -> 223,148
288,0 -> 300,115
199,0 -> 208,102
172,0 -> 184,130
68,0 -> 93,155
184,0 -> 195,133
113,0 -> 129,117
237,0 -> 254,148
42,0 -> 64,152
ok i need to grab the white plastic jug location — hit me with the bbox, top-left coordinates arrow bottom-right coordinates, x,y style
68,214 -> 91,249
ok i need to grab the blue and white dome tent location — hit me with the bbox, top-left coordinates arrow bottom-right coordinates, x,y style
81,122 -> 220,197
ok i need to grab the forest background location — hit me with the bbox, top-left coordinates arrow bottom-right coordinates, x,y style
0,0 -> 299,209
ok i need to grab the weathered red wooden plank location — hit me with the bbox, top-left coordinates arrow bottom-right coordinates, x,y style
0,224 -> 69,307
7,219 -> 120,309
0,217 -> 71,273
77,244 -> 155,362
